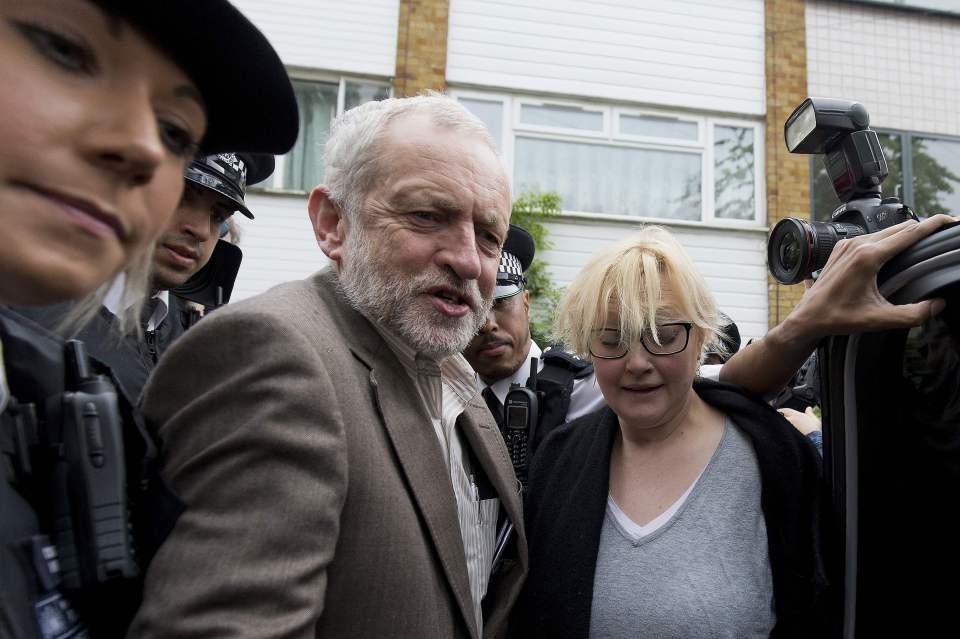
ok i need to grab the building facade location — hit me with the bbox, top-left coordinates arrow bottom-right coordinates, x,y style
229,0 -> 960,342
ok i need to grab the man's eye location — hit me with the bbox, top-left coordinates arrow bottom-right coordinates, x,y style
159,120 -> 199,159
211,210 -> 231,225
413,211 -> 441,223
17,22 -> 97,74
480,230 -> 501,247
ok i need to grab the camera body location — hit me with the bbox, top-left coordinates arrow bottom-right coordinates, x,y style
767,98 -> 918,284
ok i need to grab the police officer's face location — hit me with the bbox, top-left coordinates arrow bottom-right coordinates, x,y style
151,184 -> 232,291
464,290 -> 533,386
0,0 -> 207,305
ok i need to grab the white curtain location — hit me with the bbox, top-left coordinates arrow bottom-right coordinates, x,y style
514,137 -> 701,220
282,81 -> 338,191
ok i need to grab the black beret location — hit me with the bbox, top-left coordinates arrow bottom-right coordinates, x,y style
91,0 -> 299,155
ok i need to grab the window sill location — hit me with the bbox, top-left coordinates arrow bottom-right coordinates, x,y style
552,210 -> 770,233
248,186 -> 310,198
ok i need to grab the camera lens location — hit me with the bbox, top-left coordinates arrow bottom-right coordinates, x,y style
779,234 -> 802,272
768,218 -> 812,285
768,217 -> 869,284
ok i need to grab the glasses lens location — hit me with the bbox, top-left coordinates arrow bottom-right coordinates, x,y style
643,324 -> 689,355
590,329 -> 627,358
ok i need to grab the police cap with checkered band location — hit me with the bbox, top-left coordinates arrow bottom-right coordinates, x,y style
494,224 -> 536,301
185,153 -> 274,219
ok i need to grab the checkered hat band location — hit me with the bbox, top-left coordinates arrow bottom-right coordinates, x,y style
498,251 -> 523,279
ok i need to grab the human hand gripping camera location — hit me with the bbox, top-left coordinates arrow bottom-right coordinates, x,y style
721,97 -> 957,396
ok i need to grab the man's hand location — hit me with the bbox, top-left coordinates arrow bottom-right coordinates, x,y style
722,214 -> 957,395
778,407 -> 821,436
785,214 -> 955,342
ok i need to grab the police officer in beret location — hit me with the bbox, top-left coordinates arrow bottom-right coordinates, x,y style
464,224 -> 605,454
0,2 -> 300,637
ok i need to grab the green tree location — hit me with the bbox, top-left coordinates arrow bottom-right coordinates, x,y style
510,192 -> 563,345
911,137 -> 960,217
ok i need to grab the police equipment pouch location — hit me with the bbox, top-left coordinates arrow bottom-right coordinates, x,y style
503,358 -> 541,491
53,340 -> 138,589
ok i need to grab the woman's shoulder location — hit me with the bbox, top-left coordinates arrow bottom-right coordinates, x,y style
538,406 -> 614,454
528,406 -> 617,490
695,378 -> 820,465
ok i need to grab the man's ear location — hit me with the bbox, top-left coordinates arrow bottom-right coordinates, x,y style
308,186 -> 346,265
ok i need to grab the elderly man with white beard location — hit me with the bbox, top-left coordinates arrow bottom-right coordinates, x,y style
129,95 -> 525,639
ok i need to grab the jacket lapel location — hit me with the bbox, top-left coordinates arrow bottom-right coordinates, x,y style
458,400 -> 523,543
364,365 -> 479,638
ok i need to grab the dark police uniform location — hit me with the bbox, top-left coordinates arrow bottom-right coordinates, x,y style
0,1 -> 299,633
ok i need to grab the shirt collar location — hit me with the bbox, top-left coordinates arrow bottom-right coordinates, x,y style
102,272 -> 169,330
373,323 -> 477,400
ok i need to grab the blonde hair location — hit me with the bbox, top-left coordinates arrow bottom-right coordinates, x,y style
554,226 -> 723,362
59,245 -> 155,339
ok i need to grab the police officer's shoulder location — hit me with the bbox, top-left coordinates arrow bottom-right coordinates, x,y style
541,343 -> 594,379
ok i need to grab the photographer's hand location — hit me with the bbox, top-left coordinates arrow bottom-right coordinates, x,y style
721,214 -> 956,395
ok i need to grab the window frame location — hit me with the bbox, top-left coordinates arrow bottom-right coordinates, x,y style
260,73 -> 393,194
453,89 -> 765,227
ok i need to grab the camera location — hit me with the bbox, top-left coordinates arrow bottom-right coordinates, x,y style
767,98 -> 918,284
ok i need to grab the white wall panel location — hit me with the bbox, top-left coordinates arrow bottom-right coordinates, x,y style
231,193 -> 331,302
542,217 -> 769,341
807,1 -> 960,136
447,0 -> 766,115
232,0 -> 400,76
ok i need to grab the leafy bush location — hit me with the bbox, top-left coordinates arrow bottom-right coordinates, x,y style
510,192 -> 563,345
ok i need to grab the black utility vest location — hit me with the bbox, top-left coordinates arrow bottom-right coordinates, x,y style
0,307 -> 183,638
530,348 -> 594,455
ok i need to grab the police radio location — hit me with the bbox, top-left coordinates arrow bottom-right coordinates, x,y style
503,358 -> 541,491
53,340 -> 138,589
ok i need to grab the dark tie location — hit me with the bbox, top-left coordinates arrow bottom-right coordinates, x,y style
482,386 -> 504,431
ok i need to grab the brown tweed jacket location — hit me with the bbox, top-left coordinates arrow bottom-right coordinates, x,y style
128,269 -> 527,638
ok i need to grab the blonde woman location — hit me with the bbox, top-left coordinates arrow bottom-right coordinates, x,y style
515,227 -> 828,638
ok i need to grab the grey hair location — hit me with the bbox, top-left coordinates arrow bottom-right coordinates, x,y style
322,91 -> 498,221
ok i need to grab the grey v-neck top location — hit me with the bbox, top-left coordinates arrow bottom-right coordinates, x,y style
588,419 -> 776,638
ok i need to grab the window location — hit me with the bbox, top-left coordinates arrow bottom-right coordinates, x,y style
839,0 -> 960,17
811,131 -> 960,221
455,92 -> 763,224
272,78 -> 391,192
458,98 -> 503,152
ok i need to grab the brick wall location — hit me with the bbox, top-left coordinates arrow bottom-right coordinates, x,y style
394,0 -> 450,96
765,0 -> 810,327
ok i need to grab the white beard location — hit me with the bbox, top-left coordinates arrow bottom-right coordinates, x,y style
338,223 -> 493,359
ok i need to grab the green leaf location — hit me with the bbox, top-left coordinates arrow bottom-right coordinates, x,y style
511,191 -> 563,345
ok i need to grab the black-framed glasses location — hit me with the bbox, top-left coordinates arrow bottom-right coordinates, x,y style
589,322 -> 693,359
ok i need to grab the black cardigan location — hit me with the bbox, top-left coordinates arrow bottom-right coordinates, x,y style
513,379 -> 830,638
